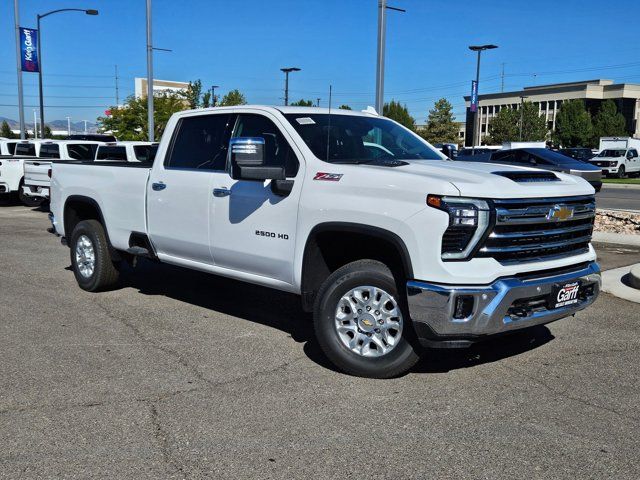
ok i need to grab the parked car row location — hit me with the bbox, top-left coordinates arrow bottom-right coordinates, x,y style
0,138 -> 157,206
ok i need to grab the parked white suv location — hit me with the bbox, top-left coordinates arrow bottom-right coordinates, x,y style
49,106 -> 601,377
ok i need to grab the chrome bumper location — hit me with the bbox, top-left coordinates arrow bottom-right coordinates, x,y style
407,262 -> 600,338
22,184 -> 49,198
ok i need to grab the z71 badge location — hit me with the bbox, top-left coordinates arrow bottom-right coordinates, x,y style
314,172 -> 343,181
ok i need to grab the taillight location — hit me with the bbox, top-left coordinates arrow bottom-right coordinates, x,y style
48,168 -> 52,178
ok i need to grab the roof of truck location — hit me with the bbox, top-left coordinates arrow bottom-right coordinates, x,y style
178,105 -> 380,117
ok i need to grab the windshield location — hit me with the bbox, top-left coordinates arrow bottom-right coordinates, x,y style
598,149 -> 626,157
284,113 -> 442,163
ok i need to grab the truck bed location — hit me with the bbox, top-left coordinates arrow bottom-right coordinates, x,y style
51,161 -> 152,249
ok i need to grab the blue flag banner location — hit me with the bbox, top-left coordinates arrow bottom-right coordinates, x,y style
470,80 -> 478,112
20,27 -> 39,73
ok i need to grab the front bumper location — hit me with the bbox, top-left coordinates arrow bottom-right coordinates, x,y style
407,261 -> 600,343
22,185 -> 49,198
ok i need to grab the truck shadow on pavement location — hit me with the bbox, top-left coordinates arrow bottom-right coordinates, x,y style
118,259 -> 555,376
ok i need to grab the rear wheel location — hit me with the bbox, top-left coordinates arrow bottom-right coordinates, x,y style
313,260 -> 420,378
616,165 -> 626,179
18,181 -> 44,207
70,219 -> 120,292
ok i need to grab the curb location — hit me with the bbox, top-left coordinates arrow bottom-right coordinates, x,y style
592,232 -> 640,246
601,183 -> 640,190
601,264 -> 640,304
630,264 -> 640,289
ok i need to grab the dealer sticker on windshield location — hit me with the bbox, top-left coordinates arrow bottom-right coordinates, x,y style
549,281 -> 581,309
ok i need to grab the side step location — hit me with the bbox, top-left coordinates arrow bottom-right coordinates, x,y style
126,246 -> 153,258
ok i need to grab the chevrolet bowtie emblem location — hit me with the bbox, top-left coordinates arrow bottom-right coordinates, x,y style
547,205 -> 575,221
361,319 -> 373,327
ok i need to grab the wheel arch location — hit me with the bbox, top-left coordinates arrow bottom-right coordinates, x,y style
63,195 -> 119,259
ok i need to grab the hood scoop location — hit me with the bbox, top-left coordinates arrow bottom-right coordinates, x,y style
492,170 -> 559,183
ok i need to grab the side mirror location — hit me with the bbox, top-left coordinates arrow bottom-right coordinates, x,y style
229,137 -> 285,181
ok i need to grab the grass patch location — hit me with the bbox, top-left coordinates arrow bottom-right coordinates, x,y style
603,178 -> 640,185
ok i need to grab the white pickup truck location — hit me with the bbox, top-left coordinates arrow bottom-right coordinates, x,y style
49,106 -> 601,378
590,137 -> 640,178
22,140 -> 101,203
1,140 -> 46,205
95,142 -> 158,163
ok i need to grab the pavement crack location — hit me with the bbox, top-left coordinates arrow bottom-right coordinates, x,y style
149,402 -> 186,478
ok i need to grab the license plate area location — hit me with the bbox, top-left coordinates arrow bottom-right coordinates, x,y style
548,281 -> 581,309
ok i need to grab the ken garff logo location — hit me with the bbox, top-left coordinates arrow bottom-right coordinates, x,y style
547,204 -> 575,221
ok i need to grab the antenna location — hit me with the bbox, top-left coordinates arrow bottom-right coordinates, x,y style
500,63 -> 505,93
326,85 -> 332,162
115,65 -> 120,105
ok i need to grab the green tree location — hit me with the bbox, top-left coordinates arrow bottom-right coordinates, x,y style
338,105 -> 352,110
201,91 -> 212,108
553,99 -> 593,147
1,120 -> 15,138
183,79 -> 203,109
518,101 -> 548,142
487,102 -> 547,144
97,93 -> 186,141
420,98 -> 459,144
219,89 -> 247,107
487,107 -> 519,144
591,100 -> 627,145
44,125 -> 52,139
383,100 -> 415,130
290,99 -> 314,107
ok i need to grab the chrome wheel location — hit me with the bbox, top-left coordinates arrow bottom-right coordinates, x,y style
334,285 -> 403,357
75,234 -> 96,278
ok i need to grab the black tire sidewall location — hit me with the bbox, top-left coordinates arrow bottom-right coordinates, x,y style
70,220 -> 112,291
18,183 -> 44,207
314,262 -> 419,378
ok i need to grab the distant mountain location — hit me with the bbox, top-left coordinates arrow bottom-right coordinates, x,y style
0,116 -> 98,133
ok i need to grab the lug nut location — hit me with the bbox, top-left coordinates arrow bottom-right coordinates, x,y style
374,328 -> 380,333
367,332 -> 372,337
357,309 -> 362,314
366,306 -> 371,311
375,310 -> 380,316
377,319 -> 384,325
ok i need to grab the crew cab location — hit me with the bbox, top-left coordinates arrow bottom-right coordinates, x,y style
0,138 -> 19,156
22,140 -> 101,203
1,140 -> 47,205
590,137 -> 640,178
49,106 -> 601,378
95,142 -> 158,163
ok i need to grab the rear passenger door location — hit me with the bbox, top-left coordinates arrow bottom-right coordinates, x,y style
147,113 -> 235,265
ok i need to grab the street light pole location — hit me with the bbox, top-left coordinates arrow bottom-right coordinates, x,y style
519,95 -> 528,141
211,85 -> 219,106
280,67 -> 300,106
375,1 -> 405,114
66,116 -> 71,136
36,8 -> 98,140
146,0 -> 154,141
13,0 -> 26,139
468,44 -> 498,152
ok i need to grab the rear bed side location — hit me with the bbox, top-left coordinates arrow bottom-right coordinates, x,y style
50,162 -> 152,250
0,157 -> 25,193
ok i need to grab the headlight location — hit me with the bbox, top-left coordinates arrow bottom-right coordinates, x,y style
427,195 -> 490,260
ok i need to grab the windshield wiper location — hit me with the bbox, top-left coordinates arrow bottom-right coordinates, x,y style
331,159 -> 374,165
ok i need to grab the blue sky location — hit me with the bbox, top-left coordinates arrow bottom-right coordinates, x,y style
1,0 -> 640,125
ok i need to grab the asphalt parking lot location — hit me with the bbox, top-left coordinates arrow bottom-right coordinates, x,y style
1,197 -> 639,479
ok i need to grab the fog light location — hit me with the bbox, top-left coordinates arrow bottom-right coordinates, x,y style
453,295 -> 474,320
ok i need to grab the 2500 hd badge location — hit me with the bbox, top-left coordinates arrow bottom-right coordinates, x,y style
255,230 -> 289,240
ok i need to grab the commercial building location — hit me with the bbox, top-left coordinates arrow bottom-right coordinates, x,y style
134,78 -> 189,98
464,79 -> 640,146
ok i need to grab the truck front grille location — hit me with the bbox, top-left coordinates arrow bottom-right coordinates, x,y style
478,195 -> 596,263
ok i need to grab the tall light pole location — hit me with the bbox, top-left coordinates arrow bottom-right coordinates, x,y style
13,0 -> 26,139
146,0 -> 154,141
519,95 -> 528,141
33,110 -> 37,138
66,116 -> 71,136
375,0 -> 405,114
211,85 -> 219,106
37,8 -> 98,139
468,44 -> 498,152
280,67 -> 300,106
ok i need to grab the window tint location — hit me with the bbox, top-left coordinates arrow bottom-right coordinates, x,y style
39,144 -> 60,158
491,151 -> 517,162
97,146 -> 127,161
166,114 -> 233,170
233,114 -> 299,177
67,143 -> 98,160
15,143 -> 36,156
133,145 -> 155,162
7,142 -> 17,155
629,149 -> 638,158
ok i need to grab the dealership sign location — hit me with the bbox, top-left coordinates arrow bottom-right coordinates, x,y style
20,28 -> 39,73
470,80 -> 478,112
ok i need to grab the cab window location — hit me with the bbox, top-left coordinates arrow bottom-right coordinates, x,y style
15,142 -> 36,156
232,114 -> 299,177
97,146 -> 127,161
68,143 -> 98,160
39,144 -> 60,159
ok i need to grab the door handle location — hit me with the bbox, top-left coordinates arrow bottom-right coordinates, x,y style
213,187 -> 232,197
152,182 -> 166,191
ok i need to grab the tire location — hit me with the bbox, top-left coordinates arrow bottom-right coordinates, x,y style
313,260 -> 420,378
69,219 -> 120,292
18,181 -> 44,207
616,165 -> 626,179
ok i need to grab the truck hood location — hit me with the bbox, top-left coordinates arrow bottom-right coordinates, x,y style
393,159 -> 595,198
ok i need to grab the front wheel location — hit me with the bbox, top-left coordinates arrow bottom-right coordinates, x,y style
313,260 -> 420,378
70,219 -> 120,292
616,165 -> 626,179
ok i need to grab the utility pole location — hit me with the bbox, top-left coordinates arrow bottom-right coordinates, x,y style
33,110 -> 37,138
280,67 -> 300,106
13,0 -> 26,139
375,0 -> 405,114
115,64 -> 119,105
83,119 -> 87,134
316,97 -> 321,107
146,0 -> 154,141
211,85 -> 219,106
501,63 -> 505,92
66,116 -> 71,136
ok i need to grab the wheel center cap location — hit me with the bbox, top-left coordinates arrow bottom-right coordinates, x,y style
358,314 -> 376,332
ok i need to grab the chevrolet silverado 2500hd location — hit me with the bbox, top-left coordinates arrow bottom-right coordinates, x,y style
49,106 -> 601,378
